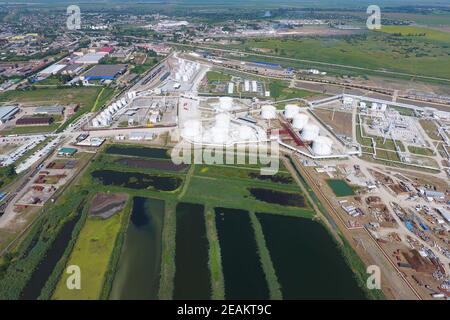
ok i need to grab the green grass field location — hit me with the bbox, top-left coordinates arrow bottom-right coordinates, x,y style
52,210 -> 127,300
228,30 -> 450,79
206,71 -> 232,82
0,87 -> 104,107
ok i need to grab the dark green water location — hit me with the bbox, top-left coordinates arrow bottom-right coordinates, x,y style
91,170 -> 182,191
110,197 -> 164,300
256,213 -> 366,300
173,203 -> 210,300
249,187 -> 307,207
215,208 -> 269,300
19,209 -> 84,300
105,146 -> 170,159
326,179 -> 355,197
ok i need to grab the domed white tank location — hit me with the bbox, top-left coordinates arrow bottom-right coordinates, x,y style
301,124 -> 320,141
261,105 -> 276,120
292,113 -> 309,130
182,120 -> 202,139
238,126 -> 254,140
219,97 -> 233,111
120,98 -> 127,106
312,136 -> 333,156
215,113 -> 231,129
284,104 -> 300,119
116,100 -> 123,108
112,103 -> 119,112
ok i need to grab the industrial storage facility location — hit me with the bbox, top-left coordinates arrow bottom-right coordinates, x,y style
83,64 -> 127,81
0,105 -> 19,124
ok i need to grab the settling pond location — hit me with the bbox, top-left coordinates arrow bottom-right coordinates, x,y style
257,213 -> 366,299
326,179 -> 355,197
91,170 -> 182,192
215,208 -> 269,300
110,197 -> 164,300
105,146 -> 171,159
173,203 -> 210,300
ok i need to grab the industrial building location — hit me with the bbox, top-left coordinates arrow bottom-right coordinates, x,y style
83,64 -> 127,81
16,116 -> 53,126
57,147 -> 78,157
34,105 -> 65,115
75,52 -> 108,64
38,64 -> 66,76
0,105 -> 20,124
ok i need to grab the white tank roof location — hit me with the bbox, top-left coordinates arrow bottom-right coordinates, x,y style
261,105 -> 277,120
301,124 -> 320,141
292,113 -> 309,130
284,104 -> 300,119
312,136 -> 333,156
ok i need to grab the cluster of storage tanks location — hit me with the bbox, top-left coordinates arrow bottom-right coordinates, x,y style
284,104 -> 333,156
92,91 -> 137,128
174,59 -> 200,83
182,112 -> 256,145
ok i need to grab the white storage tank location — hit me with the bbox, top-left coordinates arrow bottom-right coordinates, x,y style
292,113 -> 309,130
92,119 -> 100,127
284,104 -> 300,119
120,98 -> 127,106
301,124 -> 320,141
182,120 -> 202,139
261,105 -> 276,120
312,136 -> 333,156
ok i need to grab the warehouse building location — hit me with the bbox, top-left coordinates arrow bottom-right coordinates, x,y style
83,64 -> 127,81
34,105 -> 65,115
38,64 -> 66,76
16,116 -> 54,126
75,52 -> 108,64
0,105 -> 20,124
58,147 -> 78,157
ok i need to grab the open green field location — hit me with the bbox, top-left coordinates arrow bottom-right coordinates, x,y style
379,25 -> 450,43
52,207 -> 128,300
407,146 -> 435,156
0,87 -> 104,107
227,30 -> 450,79
1,123 -> 60,135
269,79 -> 317,101
206,71 -> 232,82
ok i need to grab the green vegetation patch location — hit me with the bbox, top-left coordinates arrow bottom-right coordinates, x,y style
52,205 -> 128,300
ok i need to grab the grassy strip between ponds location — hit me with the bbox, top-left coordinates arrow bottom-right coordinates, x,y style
51,198 -> 132,300
249,212 -> 282,300
0,189 -> 89,300
158,200 -> 176,300
205,207 -> 225,300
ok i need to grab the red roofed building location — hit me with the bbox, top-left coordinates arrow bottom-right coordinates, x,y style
97,47 -> 114,54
